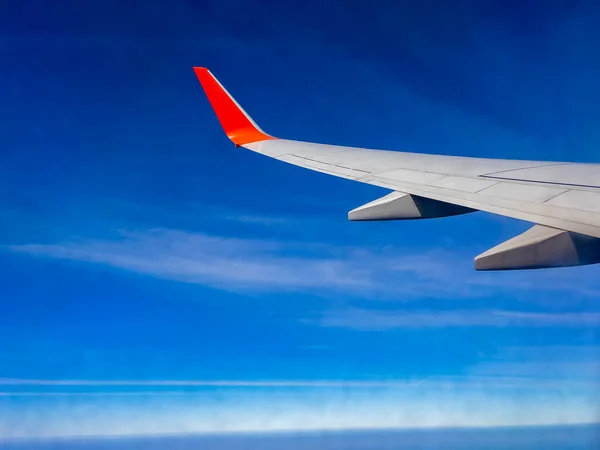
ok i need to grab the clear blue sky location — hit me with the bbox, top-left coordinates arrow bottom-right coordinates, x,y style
1,0 -> 599,439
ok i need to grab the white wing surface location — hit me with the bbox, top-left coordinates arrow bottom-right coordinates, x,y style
194,67 -> 600,270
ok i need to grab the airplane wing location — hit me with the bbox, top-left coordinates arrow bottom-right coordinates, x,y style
193,67 -> 600,271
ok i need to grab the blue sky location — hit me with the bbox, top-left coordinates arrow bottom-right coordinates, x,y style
1,0 -> 600,440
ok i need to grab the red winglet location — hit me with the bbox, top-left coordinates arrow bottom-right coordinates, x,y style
193,67 -> 276,146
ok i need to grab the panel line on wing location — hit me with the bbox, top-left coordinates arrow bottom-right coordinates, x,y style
277,155 -> 367,179
479,175 -> 600,190
480,163 -> 568,177
541,189 -> 576,205
287,154 -> 371,174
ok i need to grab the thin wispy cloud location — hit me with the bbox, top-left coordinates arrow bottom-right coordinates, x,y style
467,345 -> 600,381
9,230 -> 371,293
0,392 -> 198,397
1,376 -> 597,392
469,360 -> 600,382
0,378 -> 424,388
313,308 -> 600,330
8,228 -> 600,299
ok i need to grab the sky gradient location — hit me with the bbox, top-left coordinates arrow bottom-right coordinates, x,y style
1,0 -> 600,440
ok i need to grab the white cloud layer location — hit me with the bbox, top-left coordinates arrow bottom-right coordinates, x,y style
1,379 -> 598,440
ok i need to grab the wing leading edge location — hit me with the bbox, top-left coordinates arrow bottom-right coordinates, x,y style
193,67 -> 600,270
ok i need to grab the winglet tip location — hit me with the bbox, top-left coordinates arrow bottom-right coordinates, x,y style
193,67 -> 211,82
193,67 -> 275,146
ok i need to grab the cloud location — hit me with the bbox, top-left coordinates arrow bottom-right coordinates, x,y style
0,392 -> 195,397
1,379 -> 598,440
313,308 -> 600,330
466,345 -> 600,382
9,228 -> 600,299
468,360 -> 600,382
9,229 -> 371,293
1,375 -> 598,394
0,378 -> 425,388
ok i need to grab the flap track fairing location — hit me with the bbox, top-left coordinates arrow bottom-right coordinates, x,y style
348,191 -> 475,221
475,224 -> 600,271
